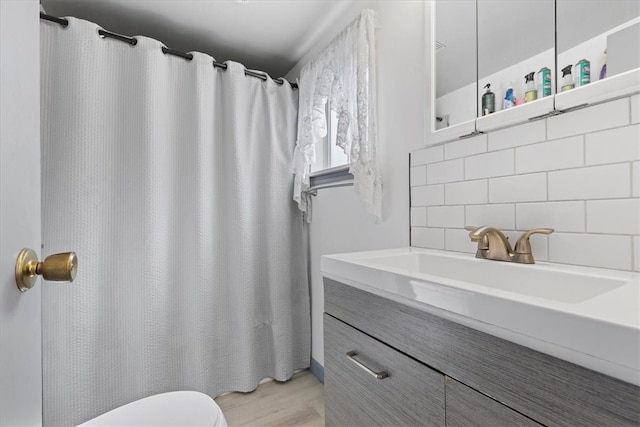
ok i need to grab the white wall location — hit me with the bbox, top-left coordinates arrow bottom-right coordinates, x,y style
285,1 -> 427,366
0,1 -> 42,425
411,95 -> 640,272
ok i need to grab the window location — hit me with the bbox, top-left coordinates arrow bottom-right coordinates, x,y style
311,104 -> 349,173
327,108 -> 349,169
309,104 -> 353,189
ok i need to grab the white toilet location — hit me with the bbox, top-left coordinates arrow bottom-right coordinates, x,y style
78,391 -> 227,427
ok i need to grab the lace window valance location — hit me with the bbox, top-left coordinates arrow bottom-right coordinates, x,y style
292,9 -> 381,221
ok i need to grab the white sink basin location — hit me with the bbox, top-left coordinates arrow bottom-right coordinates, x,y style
321,248 -> 640,386
360,252 -> 626,304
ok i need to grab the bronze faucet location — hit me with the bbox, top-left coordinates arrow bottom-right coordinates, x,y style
467,226 -> 554,264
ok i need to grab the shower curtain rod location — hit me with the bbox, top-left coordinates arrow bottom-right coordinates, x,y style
40,13 -> 299,89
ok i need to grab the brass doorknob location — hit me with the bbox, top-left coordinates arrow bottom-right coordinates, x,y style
15,248 -> 78,292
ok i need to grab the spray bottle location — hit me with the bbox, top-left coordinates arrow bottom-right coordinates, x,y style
481,83 -> 495,115
524,72 -> 537,102
561,64 -> 575,92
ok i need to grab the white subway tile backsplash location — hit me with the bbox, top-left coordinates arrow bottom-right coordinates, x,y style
444,134 -> 487,160
445,228 -> 476,253
631,94 -> 640,124
548,164 -> 630,200
445,180 -> 487,205
531,236 -> 549,262
411,95 -> 638,271
516,201 -> 585,233
489,173 -> 547,203
547,98 -> 629,140
411,207 -> 427,227
586,199 -> 640,235
466,204 -> 515,230
427,159 -> 464,184
633,162 -> 640,198
427,206 -> 465,228
488,120 -> 546,151
515,136 -> 584,174
528,234 -> 549,262
411,145 -> 444,166
412,227 -> 444,249
465,149 -> 514,180
410,165 -> 427,186
411,185 -> 444,206
585,124 -> 640,165
549,233 -> 633,270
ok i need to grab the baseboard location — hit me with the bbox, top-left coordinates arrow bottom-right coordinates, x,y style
310,357 -> 324,383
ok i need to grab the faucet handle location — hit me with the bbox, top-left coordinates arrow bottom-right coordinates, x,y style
465,226 -> 489,258
465,226 -> 487,246
513,228 -> 554,264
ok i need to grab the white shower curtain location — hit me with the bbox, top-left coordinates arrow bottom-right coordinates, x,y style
41,17 -> 309,427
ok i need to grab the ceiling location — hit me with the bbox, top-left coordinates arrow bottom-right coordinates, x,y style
40,0 -> 357,78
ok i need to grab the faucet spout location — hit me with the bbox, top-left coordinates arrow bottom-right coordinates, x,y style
468,226 -> 513,262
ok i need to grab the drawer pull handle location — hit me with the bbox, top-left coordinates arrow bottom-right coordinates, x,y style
346,351 -> 389,379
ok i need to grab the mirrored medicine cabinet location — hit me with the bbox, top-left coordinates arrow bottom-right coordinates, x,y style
430,0 -> 640,145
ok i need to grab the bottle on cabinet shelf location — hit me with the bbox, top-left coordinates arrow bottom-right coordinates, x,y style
538,67 -> 551,98
503,83 -> 515,109
481,83 -> 495,115
575,59 -> 591,87
561,64 -> 575,92
599,50 -> 607,80
524,72 -> 537,102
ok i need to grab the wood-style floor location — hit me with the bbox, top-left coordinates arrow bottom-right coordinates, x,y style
215,370 -> 325,427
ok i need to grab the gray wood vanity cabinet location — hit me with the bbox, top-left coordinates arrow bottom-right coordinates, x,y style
325,315 -> 445,426
444,377 -> 539,427
323,278 -> 640,427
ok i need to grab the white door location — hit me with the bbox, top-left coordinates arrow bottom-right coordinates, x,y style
0,1 -> 43,425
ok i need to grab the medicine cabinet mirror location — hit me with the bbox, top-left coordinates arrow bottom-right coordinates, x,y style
477,0 -> 555,117
430,0 -> 640,145
432,0 -> 476,137
556,0 -> 640,106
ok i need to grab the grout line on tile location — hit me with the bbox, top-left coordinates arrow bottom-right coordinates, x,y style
582,121 -> 638,137
462,151 -> 467,181
545,172 -> 549,201
544,116 -> 548,140
631,163 -> 634,198
630,235 -> 635,271
486,179 -> 490,209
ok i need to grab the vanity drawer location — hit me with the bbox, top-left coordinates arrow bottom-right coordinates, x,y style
324,313 -> 445,427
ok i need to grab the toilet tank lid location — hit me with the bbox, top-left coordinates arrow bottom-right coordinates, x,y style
78,391 -> 226,427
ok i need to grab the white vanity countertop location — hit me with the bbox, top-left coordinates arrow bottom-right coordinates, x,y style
321,247 -> 640,386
